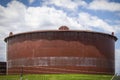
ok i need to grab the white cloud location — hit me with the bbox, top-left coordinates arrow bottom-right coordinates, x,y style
25,6 -> 84,30
43,0 -> 120,12
88,0 -> 120,12
0,27 -> 7,61
28,0 -> 35,4
77,12 -> 116,32
43,0 -> 87,10
0,0 -> 26,32
115,49 -> 120,75
0,44 -> 6,61
0,0 -> 86,33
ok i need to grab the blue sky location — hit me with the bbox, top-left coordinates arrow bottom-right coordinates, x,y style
0,0 -> 120,74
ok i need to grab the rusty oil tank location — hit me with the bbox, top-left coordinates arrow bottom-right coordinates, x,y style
4,26 -> 117,74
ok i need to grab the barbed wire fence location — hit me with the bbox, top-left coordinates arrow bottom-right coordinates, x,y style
1,66 -> 120,80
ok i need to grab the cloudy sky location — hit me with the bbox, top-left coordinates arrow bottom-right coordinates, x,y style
0,0 -> 120,73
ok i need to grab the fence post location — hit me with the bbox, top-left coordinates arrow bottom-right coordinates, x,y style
111,73 -> 117,80
20,66 -> 23,80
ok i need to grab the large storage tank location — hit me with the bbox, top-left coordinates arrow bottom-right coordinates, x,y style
4,26 -> 117,74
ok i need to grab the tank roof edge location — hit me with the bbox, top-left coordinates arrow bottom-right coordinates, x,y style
4,30 -> 118,42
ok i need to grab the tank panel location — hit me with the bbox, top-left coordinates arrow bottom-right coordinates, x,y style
6,31 -> 116,74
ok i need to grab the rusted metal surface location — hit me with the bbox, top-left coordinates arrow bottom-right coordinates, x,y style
4,28 -> 117,74
0,62 -> 6,75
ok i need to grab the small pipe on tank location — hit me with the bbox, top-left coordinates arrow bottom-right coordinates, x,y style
112,32 -> 114,36
9,32 -> 13,36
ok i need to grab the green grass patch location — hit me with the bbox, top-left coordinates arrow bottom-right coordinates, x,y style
0,74 -> 113,80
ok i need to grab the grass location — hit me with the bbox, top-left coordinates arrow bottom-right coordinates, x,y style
0,74 -> 113,80
112,75 -> 120,80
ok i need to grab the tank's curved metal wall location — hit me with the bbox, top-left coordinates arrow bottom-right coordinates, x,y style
5,31 -> 117,74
